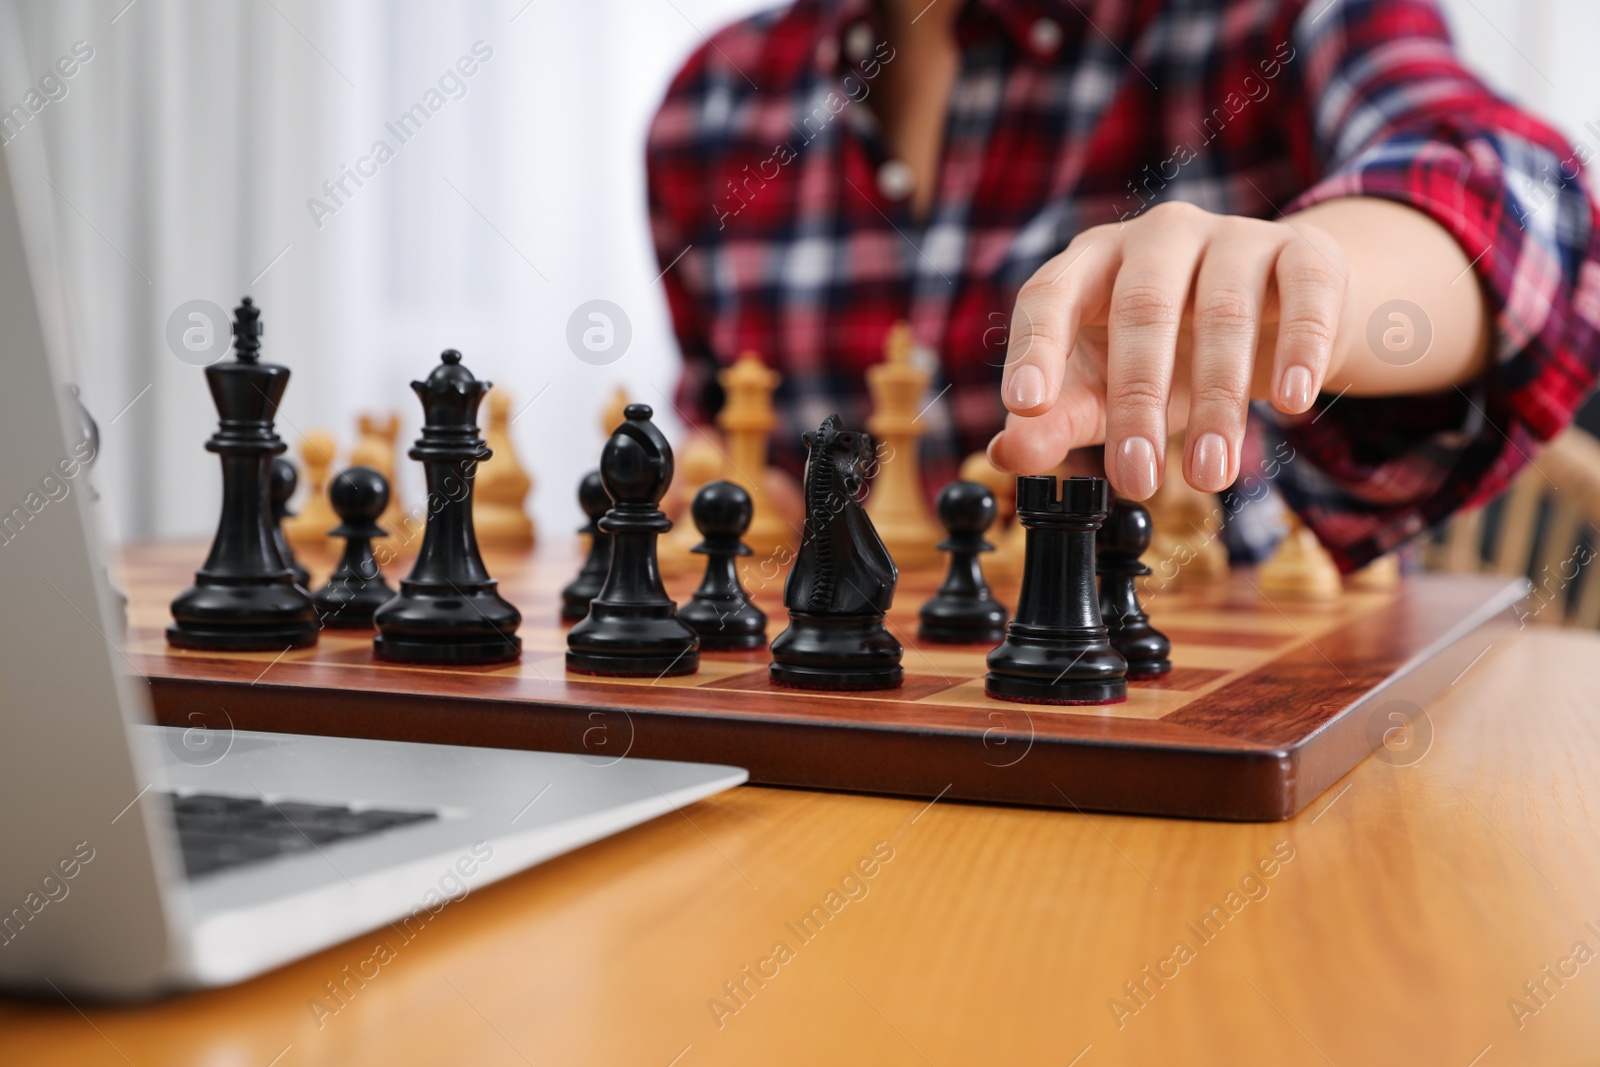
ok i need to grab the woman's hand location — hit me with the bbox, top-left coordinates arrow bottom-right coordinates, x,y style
986,200 -> 1356,498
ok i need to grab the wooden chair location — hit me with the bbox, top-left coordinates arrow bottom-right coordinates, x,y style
1427,426 -> 1600,627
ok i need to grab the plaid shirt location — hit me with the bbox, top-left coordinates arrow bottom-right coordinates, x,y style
646,0 -> 1600,571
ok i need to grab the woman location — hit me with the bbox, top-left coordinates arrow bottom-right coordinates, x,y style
647,0 -> 1600,570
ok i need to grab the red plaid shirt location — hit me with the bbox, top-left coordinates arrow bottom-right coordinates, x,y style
646,0 -> 1600,571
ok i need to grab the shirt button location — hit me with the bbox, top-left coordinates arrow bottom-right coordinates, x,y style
1029,17 -> 1062,56
877,160 -> 914,201
844,22 -> 874,63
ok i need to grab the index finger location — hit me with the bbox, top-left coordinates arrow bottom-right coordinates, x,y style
1001,235 -> 1119,417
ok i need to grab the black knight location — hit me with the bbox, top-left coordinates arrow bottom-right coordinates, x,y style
768,415 -> 902,689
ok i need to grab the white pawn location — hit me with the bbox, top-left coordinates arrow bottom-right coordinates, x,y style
1259,512 -> 1341,600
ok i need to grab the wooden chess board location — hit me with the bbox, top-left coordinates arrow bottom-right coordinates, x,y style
119,541 -> 1525,821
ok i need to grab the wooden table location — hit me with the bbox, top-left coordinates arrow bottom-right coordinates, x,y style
3,623 -> 1598,1064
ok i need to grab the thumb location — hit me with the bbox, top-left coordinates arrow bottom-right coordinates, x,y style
987,380 -> 1106,474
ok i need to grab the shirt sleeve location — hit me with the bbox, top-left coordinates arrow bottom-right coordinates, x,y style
1270,0 -> 1600,571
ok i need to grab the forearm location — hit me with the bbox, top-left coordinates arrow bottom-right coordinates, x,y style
1286,196 -> 1491,398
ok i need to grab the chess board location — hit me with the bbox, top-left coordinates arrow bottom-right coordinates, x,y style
119,541 -> 1526,821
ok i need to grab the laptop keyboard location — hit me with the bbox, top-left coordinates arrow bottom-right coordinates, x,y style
165,792 -> 439,879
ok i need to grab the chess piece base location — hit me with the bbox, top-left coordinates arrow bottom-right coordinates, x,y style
566,599 -> 700,677
984,629 -> 1128,706
372,587 -> 522,664
313,580 -> 394,629
918,591 -> 1007,646
319,615 -> 381,631
375,633 -> 521,664
982,675 -> 1128,706
1109,616 -> 1171,678
1107,601 -> 1171,675
566,648 -> 699,677
769,612 -> 903,690
168,583 -> 319,651
918,620 -> 1007,645
166,622 -> 318,652
679,594 -> 767,651
695,631 -> 767,651
770,662 -> 904,690
679,482 -> 769,651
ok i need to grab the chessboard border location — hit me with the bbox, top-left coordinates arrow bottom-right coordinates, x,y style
140,574 -> 1527,821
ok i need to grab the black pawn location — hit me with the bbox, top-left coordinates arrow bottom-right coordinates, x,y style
1098,497 -> 1171,679
984,476 -> 1127,705
769,415 -> 902,689
373,349 -> 521,664
168,297 -> 318,650
560,470 -> 612,622
918,480 -> 1008,644
312,467 -> 396,628
679,481 -> 767,650
269,458 -> 312,589
566,404 -> 699,677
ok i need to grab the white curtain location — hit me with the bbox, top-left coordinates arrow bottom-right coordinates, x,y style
1440,0 -> 1600,144
2,0 -> 1593,543
2,0 -> 768,544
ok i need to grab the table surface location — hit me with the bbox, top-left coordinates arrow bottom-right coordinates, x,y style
4,618 -> 1600,1064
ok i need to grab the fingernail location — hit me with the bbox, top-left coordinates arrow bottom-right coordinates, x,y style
1191,432 -> 1228,491
1281,365 -> 1314,412
1117,435 -> 1159,500
1007,364 -> 1046,410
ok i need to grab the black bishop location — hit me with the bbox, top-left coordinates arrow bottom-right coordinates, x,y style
566,404 -> 699,676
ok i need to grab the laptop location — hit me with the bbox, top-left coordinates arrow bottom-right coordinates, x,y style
0,134 -> 745,999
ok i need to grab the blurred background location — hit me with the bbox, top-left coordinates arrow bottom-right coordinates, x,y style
1,0 -> 1595,545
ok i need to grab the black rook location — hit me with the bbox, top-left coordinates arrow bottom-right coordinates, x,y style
984,475 -> 1127,705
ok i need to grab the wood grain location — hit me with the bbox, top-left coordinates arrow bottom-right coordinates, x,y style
3,626 -> 1598,1065
120,543 -> 1525,820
